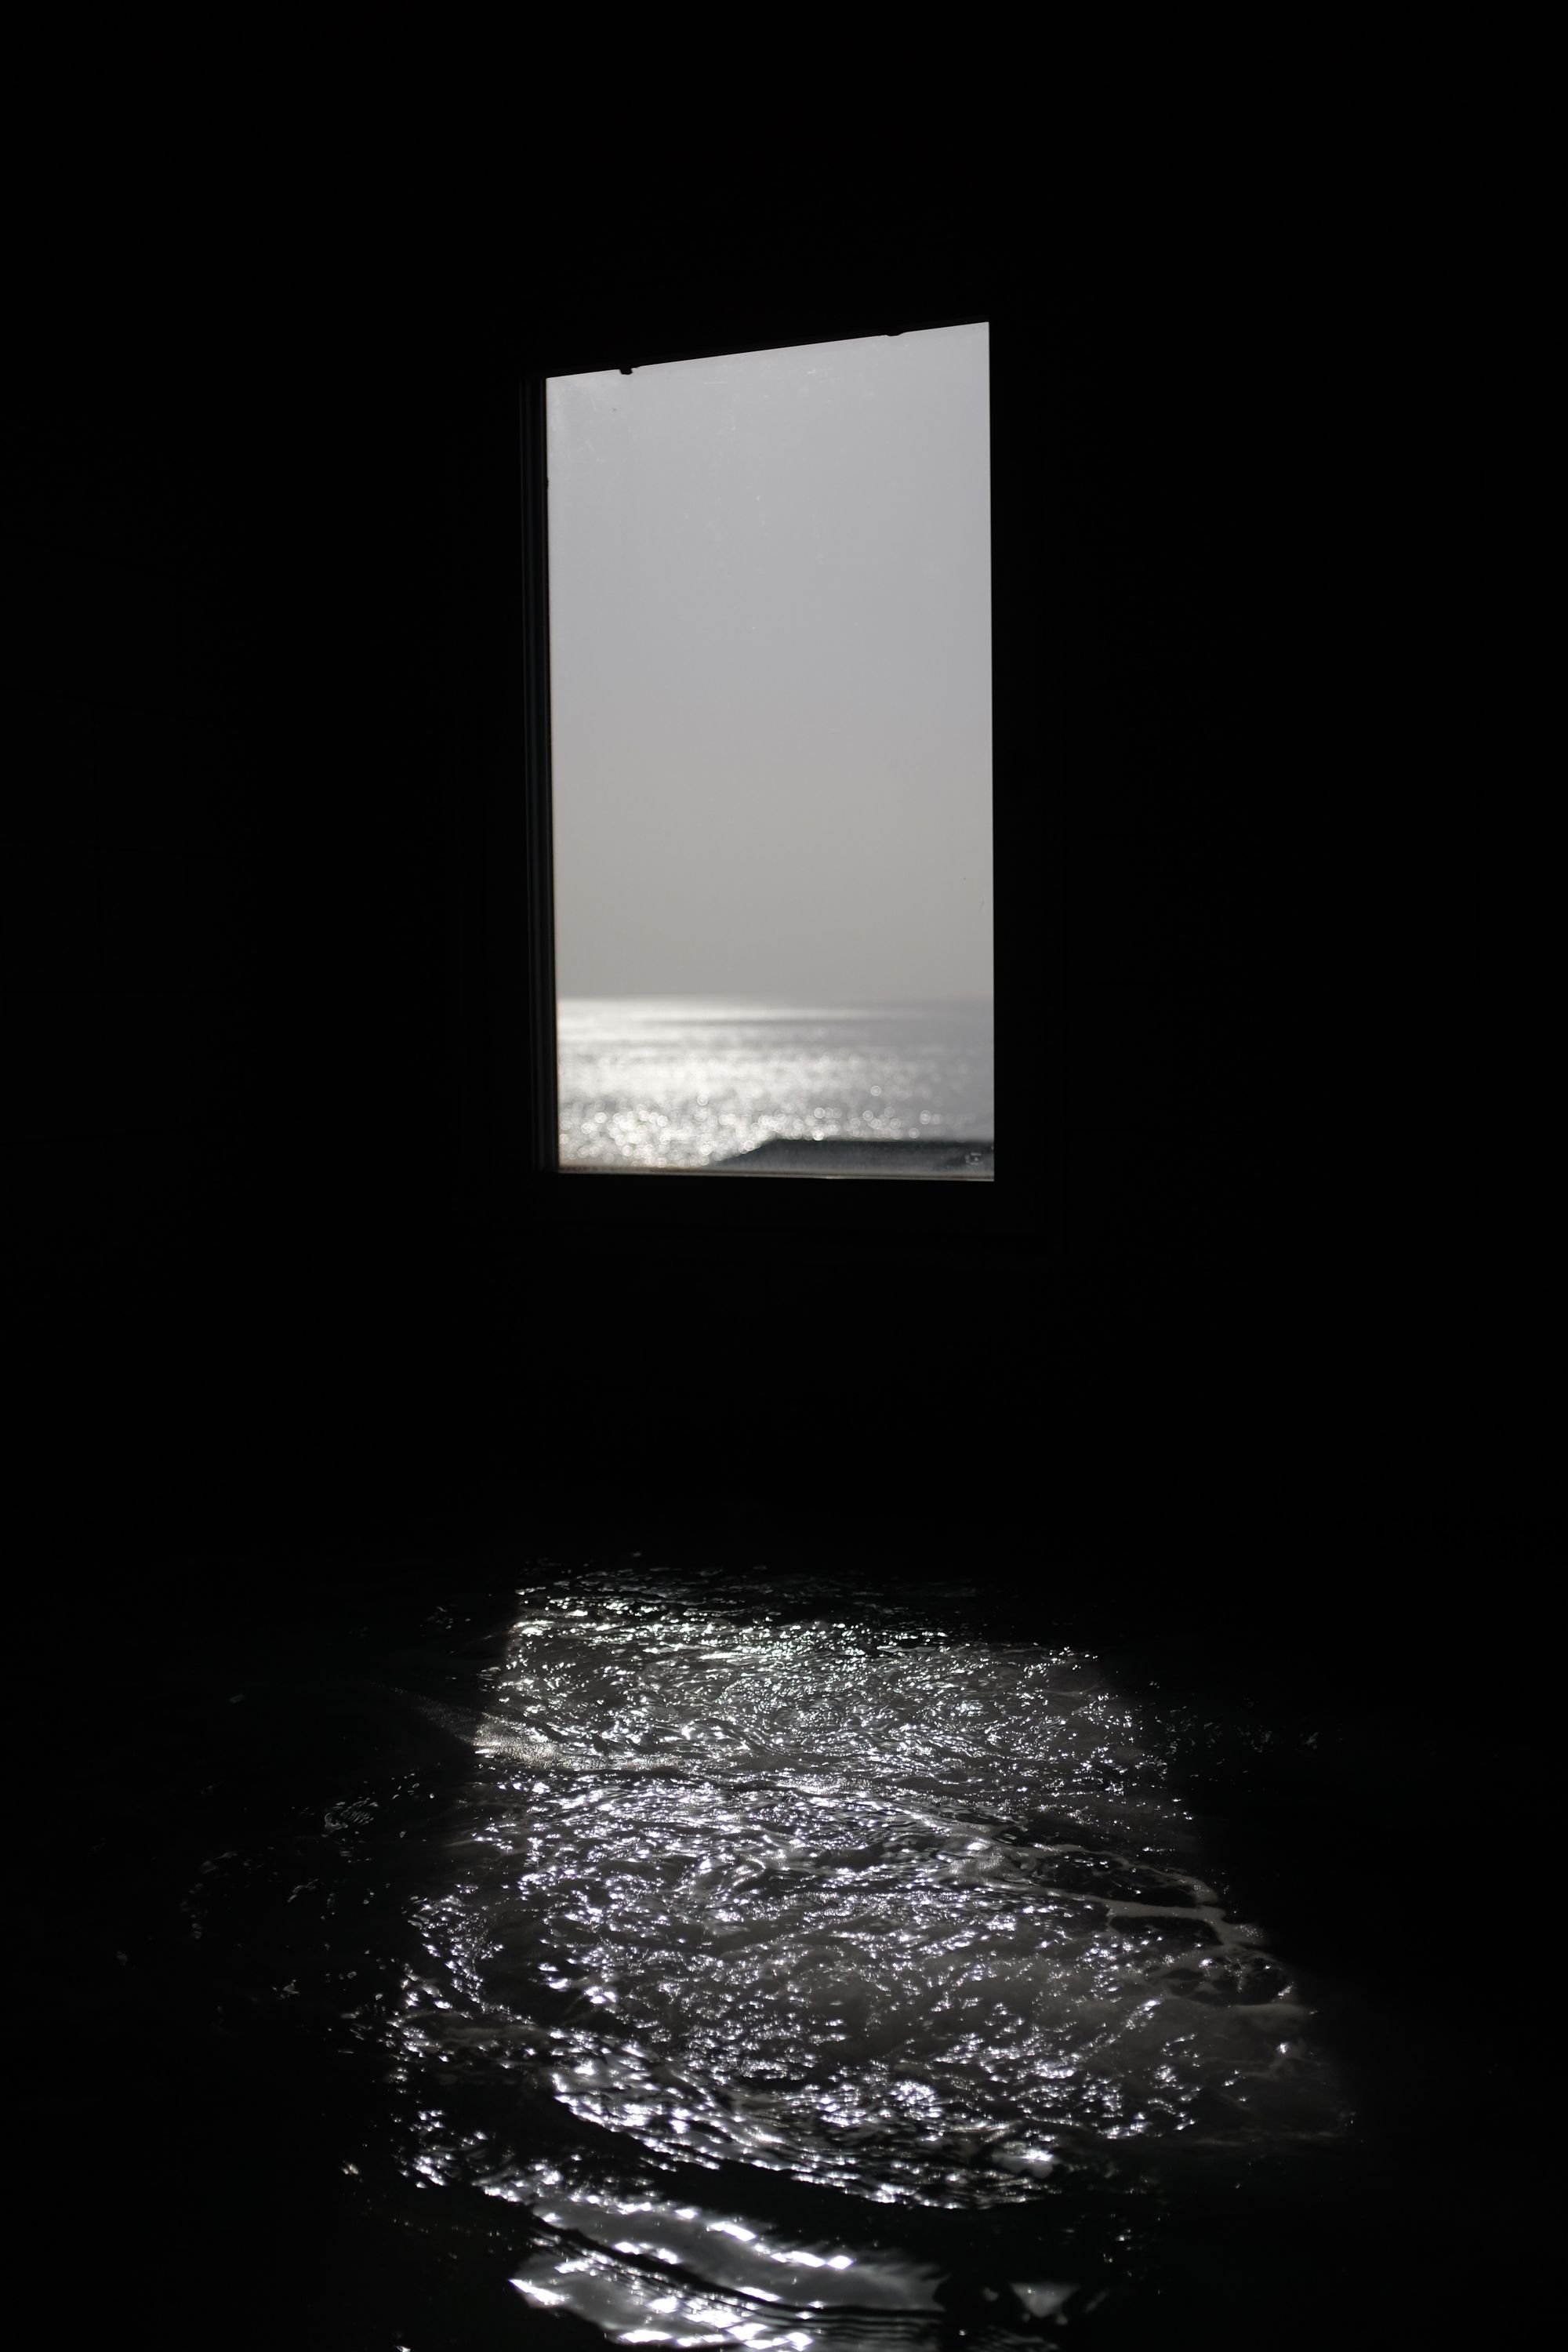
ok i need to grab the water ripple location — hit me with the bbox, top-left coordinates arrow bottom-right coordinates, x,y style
371,1566 -> 1342,2338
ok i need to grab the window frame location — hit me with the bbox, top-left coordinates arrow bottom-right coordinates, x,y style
475,301 -> 1054,1252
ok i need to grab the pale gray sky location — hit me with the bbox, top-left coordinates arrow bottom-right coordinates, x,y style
547,323 -> 991,1003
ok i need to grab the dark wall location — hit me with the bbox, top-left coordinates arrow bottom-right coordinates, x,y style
8,176 -> 1548,1627
9,308 -> 448,1501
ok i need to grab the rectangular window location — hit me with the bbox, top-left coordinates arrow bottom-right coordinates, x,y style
542,324 -> 993,1180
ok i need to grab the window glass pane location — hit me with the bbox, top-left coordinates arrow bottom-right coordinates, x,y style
547,324 -> 992,1178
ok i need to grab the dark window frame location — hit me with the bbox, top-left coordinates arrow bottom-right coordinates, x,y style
474,299 -> 1054,1252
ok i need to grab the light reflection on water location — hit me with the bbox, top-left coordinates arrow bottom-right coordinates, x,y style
557,1000 -> 993,1169
378,1568 -> 1343,2344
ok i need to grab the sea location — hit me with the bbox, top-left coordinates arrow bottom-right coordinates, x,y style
557,1000 -> 994,1171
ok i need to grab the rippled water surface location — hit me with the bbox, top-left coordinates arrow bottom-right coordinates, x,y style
303,1565 -> 1344,2346
557,1001 -> 993,1169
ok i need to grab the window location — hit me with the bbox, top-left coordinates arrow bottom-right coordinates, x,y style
492,303 -> 1046,1246
537,324 -> 993,1183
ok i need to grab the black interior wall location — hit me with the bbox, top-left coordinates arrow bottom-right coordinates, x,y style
7,174 -> 1552,1645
